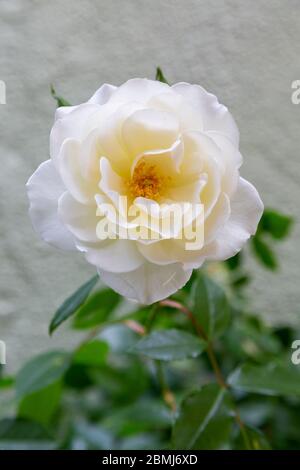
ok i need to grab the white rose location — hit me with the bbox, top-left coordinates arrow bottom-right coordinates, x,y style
27,79 -> 263,304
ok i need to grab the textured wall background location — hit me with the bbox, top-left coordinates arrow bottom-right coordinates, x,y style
0,0 -> 299,372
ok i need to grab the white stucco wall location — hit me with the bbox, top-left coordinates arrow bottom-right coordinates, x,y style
0,0 -> 299,371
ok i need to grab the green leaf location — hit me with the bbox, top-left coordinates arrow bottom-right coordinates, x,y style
72,421 -> 114,450
131,329 -> 206,361
18,381 -> 62,426
0,418 -> 55,450
191,414 -> 233,450
15,351 -> 70,399
102,398 -> 171,435
49,275 -> 99,334
251,237 -> 277,270
231,274 -> 251,289
228,363 -> 300,397
73,340 -> 109,366
259,209 -> 293,240
73,288 -> 120,329
64,364 -> 94,390
172,384 -> 230,449
50,84 -> 71,107
234,425 -> 271,450
155,67 -> 169,84
226,252 -> 242,271
0,376 -> 14,389
225,315 -> 282,362
190,274 -> 230,339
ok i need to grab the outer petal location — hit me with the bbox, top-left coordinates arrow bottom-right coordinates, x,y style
88,83 -> 117,104
206,130 -> 242,196
54,82 -> 116,121
98,262 -> 192,304
209,177 -> 264,260
172,82 -> 239,147
54,105 -> 79,122
78,239 -> 144,273
58,192 -> 98,243
51,101 -> 123,165
58,138 -> 96,204
108,78 -> 170,105
26,159 -> 75,251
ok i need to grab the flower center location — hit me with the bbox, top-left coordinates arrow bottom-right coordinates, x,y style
128,161 -> 165,201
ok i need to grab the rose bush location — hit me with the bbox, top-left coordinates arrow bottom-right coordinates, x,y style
27,79 -> 263,304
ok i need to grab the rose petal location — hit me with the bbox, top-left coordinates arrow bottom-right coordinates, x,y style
206,130 -> 242,196
88,83 -> 117,104
58,138 -> 95,204
58,192 -> 98,243
98,262 -> 192,304
78,239 -> 144,273
122,108 -> 179,157
50,103 -> 102,162
99,157 -> 127,212
109,78 -> 170,105
182,131 -> 222,217
26,159 -> 75,251
172,82 -> 239,147
148,91 -> 203,132
207,177 -> 264,260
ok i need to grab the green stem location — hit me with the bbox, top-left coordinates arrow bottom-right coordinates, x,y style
160,299 -> 227,388
156,361 -> 177,412
159,298 -> 250,448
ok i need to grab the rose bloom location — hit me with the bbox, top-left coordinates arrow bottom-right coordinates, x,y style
27,79 -> 263,304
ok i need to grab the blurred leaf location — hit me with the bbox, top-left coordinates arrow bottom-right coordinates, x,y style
191,414 -> 232,450
172,384 -> 229,449
259,209 -> 293,240
50,84 -> 71,107
16,351 -> 70,399
131,329 -> 206,361
0,418 -> 55,450
100,324 -> 138,353
119,433 -> 163,450
226,252 -> 242,271
0,377 -> 14,389
64,364 -> 94,390
234,425 -> 271,450
238,400 -> 273,428
73,289 -> 120,329
155,67 -> 169,84
251,236 -> 277,270
72,421 -> 114,450
190,274 -> 231,339
225,315 -> 282,362
73,340 -> 109,367
231,274 -> 251,289
102,399 -> 171,436
18,381 -> 62,426
229,363 -> 300,397
90,354 -> 149,405
49,275 -> 99,334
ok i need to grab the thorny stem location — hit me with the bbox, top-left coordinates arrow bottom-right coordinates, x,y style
156,361 -> 177,412
124,312 -> 177,412
160,298 -> 249,446
160,299 -> 227,388
77,297 -> 249,444
123,319 -> 146,335
235,409 -> 252,450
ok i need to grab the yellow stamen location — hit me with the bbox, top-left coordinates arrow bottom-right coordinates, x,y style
128,161 -> 166,201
